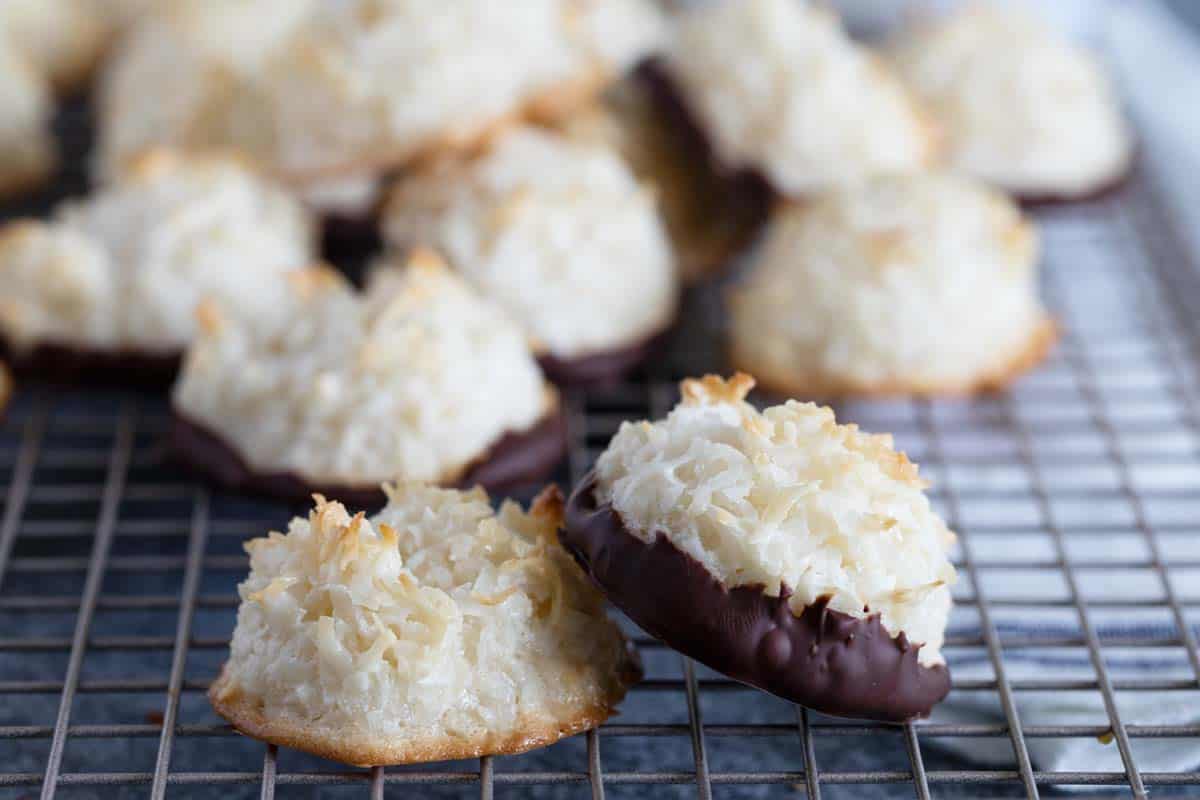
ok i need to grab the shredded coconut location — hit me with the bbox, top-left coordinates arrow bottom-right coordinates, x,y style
216,484 -> 632,745
0,152 -> 313,355
729,172 -> 1050,394
384,127 -> 677,359
98,0 -> 664,186
594,374 -> 956,666
95,0 -> 316,180
889,4 -> 1132,197
664,0 -> 934,195
172,252 -> 552,487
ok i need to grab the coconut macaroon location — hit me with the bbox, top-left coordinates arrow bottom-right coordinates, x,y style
262,0 -> 666,181
97,0 -> 664,217
0,0 -> 111,92
94,0 -> 317,180
662,0 -> 936,198
562,75 -> 771,284
562,374 -> 956,722
889,4 -> 1132,201
0,39 -> 56,200
384,127 -> 677,384
211,484 -> 640,766
729,172 -> 1056,398
171,253 -> 566,503
0,151 -> 313,381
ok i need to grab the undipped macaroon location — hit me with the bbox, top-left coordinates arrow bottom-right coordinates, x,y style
562,374 -> 957,722
383,126 -> 678,385
211,484 -> 641,766
728,172 -> 1056,398
0,151 -> 314,381
171,252 -> 566,503
888,4 -> 1133,201
661,0 -> 937,197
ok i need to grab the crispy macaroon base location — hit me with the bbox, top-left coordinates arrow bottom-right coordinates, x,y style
562,473 -> 951,723
209,640 -> 642,767
732,316 -> 1058,401
170,405 -> 568,505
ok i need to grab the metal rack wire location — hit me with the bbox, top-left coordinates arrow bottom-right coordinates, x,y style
3,102 -> 1200,799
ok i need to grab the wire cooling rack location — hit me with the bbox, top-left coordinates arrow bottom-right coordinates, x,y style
3,97 -> 1200,800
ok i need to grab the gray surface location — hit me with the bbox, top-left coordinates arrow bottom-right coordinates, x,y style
1166,0 -> 1200,30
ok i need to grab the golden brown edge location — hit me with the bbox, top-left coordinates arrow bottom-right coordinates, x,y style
732,316 -> 1059,400
208,640 -> 640,767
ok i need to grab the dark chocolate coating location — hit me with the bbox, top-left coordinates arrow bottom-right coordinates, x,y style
536,331 -> 667,388
561,473 -> 951,723
320,212 -> 382,269
171,407 -> 568,507
1,339 -> 179,387
1017,163 -> 1133,208
636,60 -> 772,248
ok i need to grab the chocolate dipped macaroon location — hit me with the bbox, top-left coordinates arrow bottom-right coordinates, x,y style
728,172 -> 1056,399
0,150 -> 315,384
888,4 -> 1133,203
562,374 -> 957,722
171,250 -> 566,504
383,126 -> 678,386
661,0 -> 937,199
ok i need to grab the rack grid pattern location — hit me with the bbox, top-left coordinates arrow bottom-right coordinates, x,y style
3,114 -> 1200,800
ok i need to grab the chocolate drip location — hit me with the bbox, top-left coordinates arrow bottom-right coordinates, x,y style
561,473 -> 951,722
